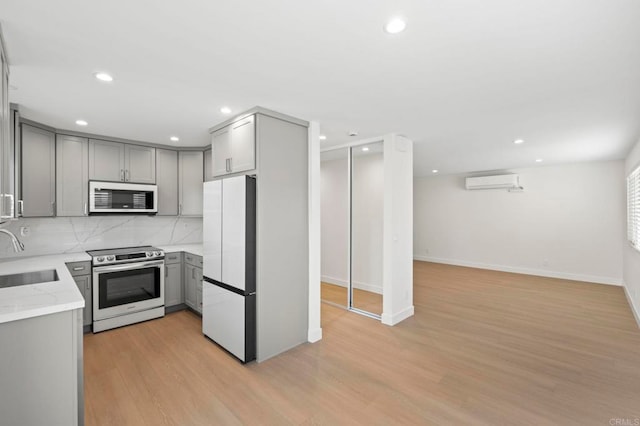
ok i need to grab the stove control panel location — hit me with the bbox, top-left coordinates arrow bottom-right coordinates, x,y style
91,249 -> 165,266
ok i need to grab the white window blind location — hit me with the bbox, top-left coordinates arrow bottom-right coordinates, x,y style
627,166 -> 640,248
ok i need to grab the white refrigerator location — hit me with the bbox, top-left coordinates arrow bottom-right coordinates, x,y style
202,175 -> 256,362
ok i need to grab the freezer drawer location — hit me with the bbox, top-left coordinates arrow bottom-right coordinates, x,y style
202,281 -> 255,362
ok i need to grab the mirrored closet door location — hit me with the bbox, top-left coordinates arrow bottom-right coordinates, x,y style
320,142 -> 384,318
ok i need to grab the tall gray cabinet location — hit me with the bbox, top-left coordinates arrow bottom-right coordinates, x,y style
208,108 -> 309,362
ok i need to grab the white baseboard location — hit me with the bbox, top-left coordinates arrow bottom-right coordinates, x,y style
413,255 -> 623,286
321,275 -> 383,294
381,305 -> 414,326
307,327 -> 323,343
623,284 -> 640,329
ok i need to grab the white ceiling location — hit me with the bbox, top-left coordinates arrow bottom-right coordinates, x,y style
1,0 -> 639,176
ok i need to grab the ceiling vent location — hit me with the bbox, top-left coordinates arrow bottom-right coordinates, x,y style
465,174 -> 520,190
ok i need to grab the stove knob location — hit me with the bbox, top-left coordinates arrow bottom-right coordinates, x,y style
154,251 -> 162,257
96,256 -> 105,263
146,252 -> 153,258
107,255 -> 115,261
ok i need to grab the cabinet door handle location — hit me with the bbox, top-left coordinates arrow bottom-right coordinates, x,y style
178,203 -> 182,216
120,169 -> 124,181
192,268 -> 195,279
51,201 -> 56,215
73,266 -> 85,271
84,203 -> 88,216
17,200 -> 23,217
125,170 -> 130,182
86,282 -> 90,291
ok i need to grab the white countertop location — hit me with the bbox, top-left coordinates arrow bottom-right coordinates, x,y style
0,253 -> 88,325
157,244 -> 203,257
0,245 -> 202,326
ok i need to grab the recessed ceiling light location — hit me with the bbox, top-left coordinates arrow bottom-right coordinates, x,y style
220,107 -> 232,114
319,135 -> 327,141
384,17 -> 407,34
362,147 -> 369,152
170,136 -> 180,142
432,169 -> 439,173
75,120 -> 88,126
94,72 -> 113,82
513,139 -> 525,145
536,158 -> 543,163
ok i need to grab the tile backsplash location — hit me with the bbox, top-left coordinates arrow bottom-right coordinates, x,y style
0,216 -> 202,259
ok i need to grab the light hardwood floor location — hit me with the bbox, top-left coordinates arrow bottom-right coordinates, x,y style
84,261 -> 640,425
321,281 -> 383,315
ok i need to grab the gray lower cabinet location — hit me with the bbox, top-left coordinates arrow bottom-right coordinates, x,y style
184,263 -> 197,311
21,124 -> 55,217
164,252 -> 183,307
56,135 -> 89,216
156,148 -> 179,215
73,275 -> 92,327
178,151 -> 203,216
66,261 -> 92,329
0,309 -> 83,426
196,275 -> 203,313
184,253 -> 203,314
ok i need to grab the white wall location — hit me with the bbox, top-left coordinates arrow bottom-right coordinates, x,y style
624,140 -> 640,326
320,151 -> 384,294
414,161 -> 624,285
381,134 -> 414,325
0,216 -> 202,259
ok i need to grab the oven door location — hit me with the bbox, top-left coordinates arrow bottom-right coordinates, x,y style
92,260 -> 165,321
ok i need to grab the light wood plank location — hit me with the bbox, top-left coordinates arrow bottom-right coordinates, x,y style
85,261 -> 640,424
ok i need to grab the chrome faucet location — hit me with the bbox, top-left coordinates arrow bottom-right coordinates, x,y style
0,229 -> 25,252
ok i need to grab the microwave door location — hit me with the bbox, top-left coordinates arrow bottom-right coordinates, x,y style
89,181 -> 158,214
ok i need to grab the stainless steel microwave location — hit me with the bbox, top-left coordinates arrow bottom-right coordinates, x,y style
89,181 -> 158,214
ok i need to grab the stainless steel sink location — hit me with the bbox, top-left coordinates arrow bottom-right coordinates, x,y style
0,269 -> 59,289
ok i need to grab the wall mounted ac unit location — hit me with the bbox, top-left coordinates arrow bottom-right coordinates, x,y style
465,174 -> 520,190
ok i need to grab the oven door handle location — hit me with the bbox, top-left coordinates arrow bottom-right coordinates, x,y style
93,260 -> 165,273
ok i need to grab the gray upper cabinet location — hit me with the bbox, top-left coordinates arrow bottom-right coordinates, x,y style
156,148 -> 178,215
125,144 -> 156,183
0,37 -> 11,223
89,139 -> 155,183
56,135 -> 88,216
204,149 -> 213,181
178,151 -> 203,216
88,139 -> 124,182
211,114 -> 255,177
21,124 -> 55,217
